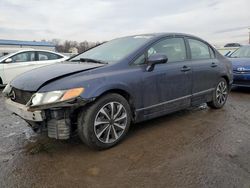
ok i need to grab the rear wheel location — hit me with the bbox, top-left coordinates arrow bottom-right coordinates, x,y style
207,78 -> 228,109
77,93 -> 131,150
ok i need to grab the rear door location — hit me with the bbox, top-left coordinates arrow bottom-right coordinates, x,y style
3,51 -> 36,83
187,38 -> 220,104
141,37 -> 193,117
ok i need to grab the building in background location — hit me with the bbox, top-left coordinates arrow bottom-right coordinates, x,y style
0,39 -> 55,57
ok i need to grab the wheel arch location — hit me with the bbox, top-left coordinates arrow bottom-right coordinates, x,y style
221,75 -> 229,85
96,88 -> 136,121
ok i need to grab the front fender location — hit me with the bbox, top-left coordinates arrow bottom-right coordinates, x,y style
81,81 -> 133,100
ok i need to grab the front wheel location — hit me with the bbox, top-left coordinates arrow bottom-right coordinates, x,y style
77,93 -> 131,150
207,78 -> 229,109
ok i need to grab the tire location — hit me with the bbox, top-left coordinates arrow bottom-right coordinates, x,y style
207,78 -> 229,109
77,93 -> 131,150
0,77 -> 3,88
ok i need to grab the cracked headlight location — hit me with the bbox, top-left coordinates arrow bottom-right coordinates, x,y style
30,88 -> 84,106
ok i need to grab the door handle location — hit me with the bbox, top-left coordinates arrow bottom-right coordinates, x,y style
211,62 -> 217,67
181,65 -> 191,72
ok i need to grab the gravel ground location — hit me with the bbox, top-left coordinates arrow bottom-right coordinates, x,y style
0,88 -> 249,188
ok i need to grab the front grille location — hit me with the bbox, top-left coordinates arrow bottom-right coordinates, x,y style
11,88 -> 34,105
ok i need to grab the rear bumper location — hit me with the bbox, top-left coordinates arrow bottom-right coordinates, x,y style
5,99 -> 45,122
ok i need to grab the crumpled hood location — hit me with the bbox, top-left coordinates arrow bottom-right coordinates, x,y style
229,58 -> 250,70
10,62 -> 104,91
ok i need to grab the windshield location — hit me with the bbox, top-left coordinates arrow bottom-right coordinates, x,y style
230,46 -> 250,58
70,35 -> 153,64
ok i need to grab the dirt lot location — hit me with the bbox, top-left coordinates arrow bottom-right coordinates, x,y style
0,88 -> 249,188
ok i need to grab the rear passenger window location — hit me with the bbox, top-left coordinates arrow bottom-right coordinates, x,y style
147,38 -> 187,62
188,39 -> 210,60
38,52 -> 62,61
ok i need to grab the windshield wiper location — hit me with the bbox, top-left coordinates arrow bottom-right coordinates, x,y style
78,58 -> 108,64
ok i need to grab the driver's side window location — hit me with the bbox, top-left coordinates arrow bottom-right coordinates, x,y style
147,37 -> 187,62
132,37 -> 187,65
11,52 -> 35,63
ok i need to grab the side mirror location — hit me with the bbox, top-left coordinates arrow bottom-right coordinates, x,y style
5,58 -> 13,63
146,53 -> 168,72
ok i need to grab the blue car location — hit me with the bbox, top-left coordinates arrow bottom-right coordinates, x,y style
229,45 -> 250,87
3,33 -> 233,149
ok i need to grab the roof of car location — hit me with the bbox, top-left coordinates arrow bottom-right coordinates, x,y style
0,39 -> 55,47
125,33 -> 207,43
0,49 -> 66,60
130,32 -> 200,38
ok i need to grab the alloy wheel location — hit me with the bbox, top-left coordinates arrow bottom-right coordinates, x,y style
216,81 -> 228,105
94,102 -> 128,144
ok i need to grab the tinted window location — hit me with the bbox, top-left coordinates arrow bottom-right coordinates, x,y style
147,38 -> 186,62
188,39 -> 210,60
38,52 -> 62,61
12,52 -> 35,62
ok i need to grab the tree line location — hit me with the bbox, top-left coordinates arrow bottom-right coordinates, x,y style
46,39 -> 105,53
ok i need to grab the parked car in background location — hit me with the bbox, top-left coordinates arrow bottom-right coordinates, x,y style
3,33 -> 233,149
224,43 -> 241,48
217,46 -> 240,57
228,45 -> 250,87
0,49 -> 68,85
0,48 -> 34,57
217,48 -> 237,56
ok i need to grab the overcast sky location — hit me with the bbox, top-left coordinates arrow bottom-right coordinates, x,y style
0,0 -> 249,45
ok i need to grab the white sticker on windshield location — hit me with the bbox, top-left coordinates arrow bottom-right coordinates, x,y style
134,36 -> 153,39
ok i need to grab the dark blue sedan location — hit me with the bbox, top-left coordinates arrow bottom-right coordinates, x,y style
229,45 -> 250,87
3,33 -> 233,149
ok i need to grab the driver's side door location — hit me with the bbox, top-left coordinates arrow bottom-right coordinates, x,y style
141,37 -> 193,119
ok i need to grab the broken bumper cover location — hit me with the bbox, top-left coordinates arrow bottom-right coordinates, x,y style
5,99 -> 44,122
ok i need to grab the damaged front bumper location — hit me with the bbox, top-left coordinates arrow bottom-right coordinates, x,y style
5,97 -> 92,140
5,99 -> 45,122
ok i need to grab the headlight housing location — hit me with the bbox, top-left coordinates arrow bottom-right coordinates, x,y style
30,88 -> 84,107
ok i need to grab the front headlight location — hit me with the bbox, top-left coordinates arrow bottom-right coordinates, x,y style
30,88 -> 84,106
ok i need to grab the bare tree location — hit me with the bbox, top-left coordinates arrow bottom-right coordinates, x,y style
49,39 -> 103,53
